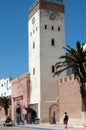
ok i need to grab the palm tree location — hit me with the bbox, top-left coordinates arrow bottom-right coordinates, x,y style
54,41 -> 86,125
0,96 -> 11,116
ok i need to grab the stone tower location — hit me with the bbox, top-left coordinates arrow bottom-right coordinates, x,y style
28,0 -> 65,122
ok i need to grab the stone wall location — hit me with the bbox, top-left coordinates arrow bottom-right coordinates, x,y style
59,74 -> 82,124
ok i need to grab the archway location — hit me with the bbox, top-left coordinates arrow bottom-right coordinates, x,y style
49,103 -> 59,123
16,104 -> 21,124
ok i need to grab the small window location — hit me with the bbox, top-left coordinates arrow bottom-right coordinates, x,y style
33,68 -> 35,75
36,27 -> 38,31
32,17 -> 35,24
52,66 -> 55,73
1,84 -> 3,87
51,26 -> 54,30
4,92 -> 6,95
58,27 -> 60,31
45,25 -> 47,30
51,39 -> 55,46
33,42 -> 35,49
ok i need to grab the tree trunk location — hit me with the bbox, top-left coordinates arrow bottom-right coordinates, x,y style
80,86 -> 86,126
4,108 -> 8,116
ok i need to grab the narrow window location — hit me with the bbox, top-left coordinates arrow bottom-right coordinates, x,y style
1,84 -> 3,87
36,27 -> 38,31
33,68 -> 35,75
52,66 -> 55,73
51,38 -> 55,46
58,27 -> 60,31
33,42 -> 35,49
45,25 -> 47,30
4,92 -> 6,95
51,26 -> 54,30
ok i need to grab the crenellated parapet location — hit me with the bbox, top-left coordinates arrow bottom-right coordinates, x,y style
59,74 -> 77,84
29,0 -> 64,20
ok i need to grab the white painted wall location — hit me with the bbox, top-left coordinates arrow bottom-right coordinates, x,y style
0,77 -> 12,97
40,9 -> 65,122
29,1 -> 65,122
29,10 -> 41,103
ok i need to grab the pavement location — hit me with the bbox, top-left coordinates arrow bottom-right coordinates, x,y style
0,122 -> 86,130
16,123 -> 86,130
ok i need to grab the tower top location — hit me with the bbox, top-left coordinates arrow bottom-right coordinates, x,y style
45,0 -> 63,5
29,0 -> 64,20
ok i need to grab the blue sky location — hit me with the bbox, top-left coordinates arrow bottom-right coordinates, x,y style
0,0 -> 86,79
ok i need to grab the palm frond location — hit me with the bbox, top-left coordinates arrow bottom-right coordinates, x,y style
54,41 -> 86,83
54,65 -> 73,76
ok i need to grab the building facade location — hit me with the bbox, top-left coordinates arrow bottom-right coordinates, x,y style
10,73 -> 82,124
11,73 -> 30,123
28,0 -> 65,122
0,77 -> 12,121
0,77 -> 12,97
0,1 -> 83,124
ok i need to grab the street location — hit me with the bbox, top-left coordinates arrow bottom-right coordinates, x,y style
0,125 -> 85,130
0,127 -> 35,130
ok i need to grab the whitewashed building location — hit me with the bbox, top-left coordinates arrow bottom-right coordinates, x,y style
0,77 -> 12,97
28,0 -> 65,122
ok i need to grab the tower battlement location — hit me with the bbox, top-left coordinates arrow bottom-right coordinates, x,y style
29,0 -> 64,20
59,74 -> 77,84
